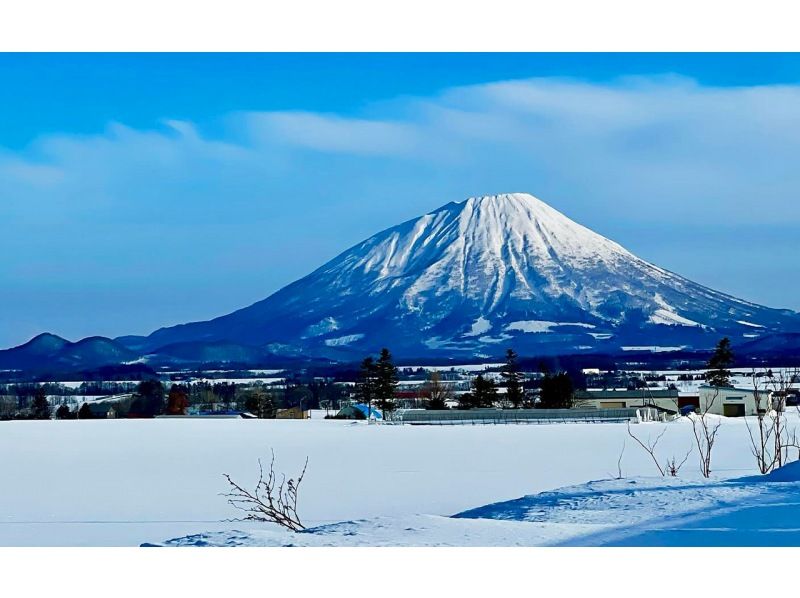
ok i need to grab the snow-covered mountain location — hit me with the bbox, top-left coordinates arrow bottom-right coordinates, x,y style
134,193 -> 800,359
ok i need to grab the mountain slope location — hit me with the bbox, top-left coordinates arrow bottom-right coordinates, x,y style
138,193 -> 800,359
0,334 -> 137,371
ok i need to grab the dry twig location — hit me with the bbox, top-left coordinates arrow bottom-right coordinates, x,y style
222,449 -> 308,531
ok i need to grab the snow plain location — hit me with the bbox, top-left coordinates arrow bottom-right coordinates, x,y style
2,415 -> 800,547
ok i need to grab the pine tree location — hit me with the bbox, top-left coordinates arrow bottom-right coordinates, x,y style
375,348 -> 399,416
77,402 -> 93,419
706,337 -> 734,388
55,403 -> 71,420
243,389 -> 275,419
458,392 -> 474,410
31,388 -> 51,420
131,380 -> 165,417
471,374 -> 497,408
500,348 -> 524,408
539,371 -> 574,409
355,356 -> 378,419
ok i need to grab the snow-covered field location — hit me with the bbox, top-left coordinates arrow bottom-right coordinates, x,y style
3,416 -> 800,547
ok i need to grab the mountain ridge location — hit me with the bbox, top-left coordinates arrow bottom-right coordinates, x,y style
6,192 -> 800,369
132,192 -> 800,359
0,334 -> 137,371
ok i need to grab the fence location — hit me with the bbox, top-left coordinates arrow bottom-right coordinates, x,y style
390,407 -> 661,425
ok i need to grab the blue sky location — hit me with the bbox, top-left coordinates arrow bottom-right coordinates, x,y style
2,53 -> 800,347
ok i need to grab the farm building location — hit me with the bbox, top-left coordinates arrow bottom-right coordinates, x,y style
393,407 -> 662,425
276,406 -> 310,419
698,385 -> 785,417
574,388 -> 680,413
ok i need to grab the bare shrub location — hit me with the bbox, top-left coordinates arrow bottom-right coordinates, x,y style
627,422 -> 691,477
627,421 -> 666,476
664,448 -> 692,477
745,368 -> 800,474
222,449 -> 308,531
691,387 -> 722,478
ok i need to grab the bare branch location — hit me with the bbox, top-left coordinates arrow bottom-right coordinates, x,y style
221,449 -> 309,532
627,421 -> 666,476
664,445 -> 693,477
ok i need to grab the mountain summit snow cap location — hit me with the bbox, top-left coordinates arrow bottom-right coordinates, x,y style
430,191 -> 634,272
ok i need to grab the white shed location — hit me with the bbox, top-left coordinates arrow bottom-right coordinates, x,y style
698,385 -> 784,417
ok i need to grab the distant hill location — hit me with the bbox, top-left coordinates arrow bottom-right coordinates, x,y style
0,333 -> 137,372
734,333 -> 800,361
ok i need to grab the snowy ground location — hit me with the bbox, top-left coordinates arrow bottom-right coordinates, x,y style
156,470 -> 800,547
3,415 -> 800,546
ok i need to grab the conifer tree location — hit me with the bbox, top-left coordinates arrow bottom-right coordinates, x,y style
242,389 -> 275,419
375,348 -> 399,416
706,337 -> 734,388
539,371 -> 574,409
501,348 -> 524,408
77,402 -> 93,419
130,380 -> 165,417
355,356 -> 378,419
471,374 -> 498,408
55,403 -> 71,420
31,388 -> 51,420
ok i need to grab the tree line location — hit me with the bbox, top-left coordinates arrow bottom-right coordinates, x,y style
349,347 -> 578,414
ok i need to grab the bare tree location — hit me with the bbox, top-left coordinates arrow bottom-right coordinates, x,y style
627,421 -> 666,476
423,370 -> 453,409
608,441 -> 625,480
744,368 -> 800,474
222,450 -> 308,532
627,422 -> 692,477
691,387 -> 722,478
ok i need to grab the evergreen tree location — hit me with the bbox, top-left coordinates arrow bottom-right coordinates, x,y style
706,337 -> 734,388
55,403 -> 72,420
77,402 -> 93,419
539,371 -> 574,409
129,380 -> 165,418
354,357 -> 378,418
471,374 -> 497,408
242,389 -> 275,419
285,383 -> 313,411
458,392 -> 475,410
31,388 -> 51,420
500,348 -> 524,408
375,348 -> 399,416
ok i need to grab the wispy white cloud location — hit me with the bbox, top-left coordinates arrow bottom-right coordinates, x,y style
5,76 -> 800,223
245,111 -> 421,156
